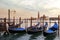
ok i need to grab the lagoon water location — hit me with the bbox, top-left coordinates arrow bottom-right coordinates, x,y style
0,32 -> 60,40
0,19 -> 60,40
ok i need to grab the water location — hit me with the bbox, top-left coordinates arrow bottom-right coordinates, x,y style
0,32 -> 60,40
0,19 -> 60,40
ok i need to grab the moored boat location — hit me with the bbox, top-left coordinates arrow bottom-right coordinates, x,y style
49,22 -> 58,31
43,22 -> 58,36
27,22 -> 48,34
8,21 -> 26,33
8,27 -> 26,33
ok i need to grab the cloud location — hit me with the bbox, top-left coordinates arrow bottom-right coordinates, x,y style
0,0 -> 60,11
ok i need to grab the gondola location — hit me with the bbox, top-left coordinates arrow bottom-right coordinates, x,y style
8,21 -> 26,33
8,27 -> 26,33
49,22 -> 58,31
27,27 -> 43,34
27,22 -> 48,34
43,22 -> 58,36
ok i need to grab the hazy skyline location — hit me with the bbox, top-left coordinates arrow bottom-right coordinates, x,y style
0,0 -> 60,19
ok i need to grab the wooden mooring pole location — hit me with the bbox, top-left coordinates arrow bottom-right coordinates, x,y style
38,11 -> 40,19
58,15 -> 60,37
43,15 -> 45,31
25,19 -> 28,32
49,19 -> 51,28
30,17 -> 32,27
13,17 -> 15,26
12,10 -> 16,26
4,18 -> 9,34
19,17 -> 21,28
8,9 -> 10,25
4,18 -> 7,32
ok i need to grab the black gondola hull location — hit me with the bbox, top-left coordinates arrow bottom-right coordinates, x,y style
27,30 -> 42,34
43,31 -> 56,36
9,29 -> 26,33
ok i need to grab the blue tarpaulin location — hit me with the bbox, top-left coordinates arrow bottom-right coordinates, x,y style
52,22 -> 58,29
9,27 -> 25,31
49,22 -> 58,31
46,29 -> 54,33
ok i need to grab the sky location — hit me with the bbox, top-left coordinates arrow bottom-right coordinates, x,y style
0,0 -> 60,10
0,0 -> 60,18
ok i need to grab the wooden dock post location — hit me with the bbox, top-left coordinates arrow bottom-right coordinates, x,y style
43,15 -> 45,24
13,16 -> 15,26
12,10 -> 16,26
19,17 -> 21,28
37,11 -> 41,26
30,17 -> 32,27
38,11 -> 40,19
8,9 -> 10,25
4,18 -> 10,34
58,15 -> 60,37
25,19 -> 28,32
43,15 -> 46,31
43,15 -> 44,32
4,18 -> 7,32
49,19 -> 51,28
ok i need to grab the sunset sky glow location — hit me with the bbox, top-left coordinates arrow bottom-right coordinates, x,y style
0,0 -> 60,18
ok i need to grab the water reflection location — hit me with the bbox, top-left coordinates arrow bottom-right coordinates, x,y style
44,33 -> 57,40
16,33 -> 31,40
0,32 -> 26,40
0,32 -> 60,40
54,36 -> 60,40
29,32 -> 42,40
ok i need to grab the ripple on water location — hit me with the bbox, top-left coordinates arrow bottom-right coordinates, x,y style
0,33 -> 60,40
16,34 -> 32,40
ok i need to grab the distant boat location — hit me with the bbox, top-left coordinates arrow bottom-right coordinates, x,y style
43,22 -> 58,36
27,22 -> 48,34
